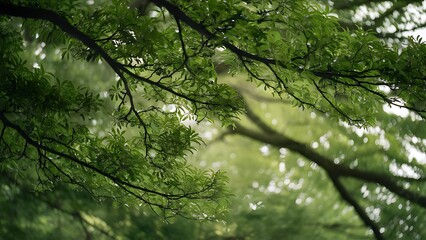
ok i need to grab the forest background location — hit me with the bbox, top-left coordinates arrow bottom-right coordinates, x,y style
0,0 -> 426,239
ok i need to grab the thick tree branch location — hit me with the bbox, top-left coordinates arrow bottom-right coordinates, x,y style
229,121 -> 387,237
327,173 -> 384,240
233,100 -> 426,208
230,84 -> 293,104
228,99 -> 426,237
229,107 -> 426,238
231,115 -> 426,208
243,100 -> 277,135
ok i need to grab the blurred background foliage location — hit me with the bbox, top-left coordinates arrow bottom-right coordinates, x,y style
1,0 -> 425,239
320,0 -> 426,41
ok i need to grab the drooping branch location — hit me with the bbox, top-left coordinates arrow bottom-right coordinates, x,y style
0,111 -> 219,210
4,1 -> 423,122
232,118 -> 426,208
0,1 -> 237,163
228,120 -> 387,237
231,84 -> 292,104
149,0 -> 426,120
0,3 -> 219,107
228,105 -> 426,239
327,173 -> 384,240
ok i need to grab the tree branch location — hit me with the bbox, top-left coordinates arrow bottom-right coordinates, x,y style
0,111 -> 218,209
0,3 -> 218,106
149,0 -> 277,65
231,112 -> 426,208
150,0 -> 426,120
228,107 -> 426,238
229,121 -> 388,237
327,173 -> 384,240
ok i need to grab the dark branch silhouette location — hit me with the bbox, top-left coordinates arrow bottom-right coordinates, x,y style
227,101 -> 426,239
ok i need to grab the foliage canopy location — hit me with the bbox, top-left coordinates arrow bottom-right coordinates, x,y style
0,0 -> 425,239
